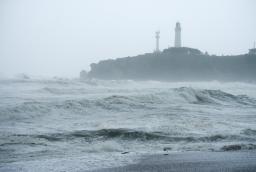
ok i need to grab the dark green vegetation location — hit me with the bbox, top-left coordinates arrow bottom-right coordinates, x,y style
88,47 -> 256,81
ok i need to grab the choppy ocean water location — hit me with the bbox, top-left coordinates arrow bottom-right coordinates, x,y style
0,78 -> 256,171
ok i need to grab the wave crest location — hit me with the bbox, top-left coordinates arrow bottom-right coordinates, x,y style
25,129 -> 252,143
175,87 -> 256,105
1,87 -> 255,117
221,144 -> 256,151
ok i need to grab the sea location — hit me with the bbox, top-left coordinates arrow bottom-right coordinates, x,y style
0,77 -> 256,172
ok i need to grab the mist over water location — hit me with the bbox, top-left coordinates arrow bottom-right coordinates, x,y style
1,0 -> 256,171
1,77 -> 256,171
1,0 -> 256,77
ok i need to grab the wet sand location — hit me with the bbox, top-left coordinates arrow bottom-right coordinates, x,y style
91,151 -> 256,172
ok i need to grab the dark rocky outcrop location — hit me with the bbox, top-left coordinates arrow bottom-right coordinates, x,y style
87,47 -> 256,81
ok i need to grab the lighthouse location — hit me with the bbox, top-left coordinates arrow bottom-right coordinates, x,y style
174,22 -> 181,47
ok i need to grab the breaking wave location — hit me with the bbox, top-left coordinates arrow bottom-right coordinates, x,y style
221,144 -> 256,151
174,87 -> 256,105
2,128 -> 255,146
242,129 -> 256,136
1,87 -> 255,117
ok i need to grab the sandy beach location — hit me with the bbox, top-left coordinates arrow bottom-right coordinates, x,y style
91,151 -> 256,172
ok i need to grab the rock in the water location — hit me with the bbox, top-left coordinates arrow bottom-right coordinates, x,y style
163,147 -> 172,151
221,145 -> 242,151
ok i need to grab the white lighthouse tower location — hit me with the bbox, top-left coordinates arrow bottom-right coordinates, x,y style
155,31 -> 160,53
174,22 -> 181,47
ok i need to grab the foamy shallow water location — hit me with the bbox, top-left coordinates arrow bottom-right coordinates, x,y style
0,78 -> 256,171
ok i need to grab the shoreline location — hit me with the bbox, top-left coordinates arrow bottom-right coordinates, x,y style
90,151 -> 256,172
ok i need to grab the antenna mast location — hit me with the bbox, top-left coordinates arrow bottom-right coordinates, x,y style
155,31 -> 160,53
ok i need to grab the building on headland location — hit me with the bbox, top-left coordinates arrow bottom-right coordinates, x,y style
153,22 -> 182,53
174,22 -> 181,47
80,70 -> 88,80
249,42 -> 256,55
81,22 -> 256,81
249,48 -> 256,55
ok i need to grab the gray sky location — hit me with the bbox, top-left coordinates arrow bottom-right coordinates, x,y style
0,0 -> 256,77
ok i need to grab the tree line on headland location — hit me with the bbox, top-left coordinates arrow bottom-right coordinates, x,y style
82,47 -> 256,81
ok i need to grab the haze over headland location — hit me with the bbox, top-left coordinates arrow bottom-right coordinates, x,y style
1,2 -> 256,171
0,0 -> 256,77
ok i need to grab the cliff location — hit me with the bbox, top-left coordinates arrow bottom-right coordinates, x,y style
87,47 -> 256,81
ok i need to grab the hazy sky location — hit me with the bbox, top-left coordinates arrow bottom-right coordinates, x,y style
0,0 -> 256,77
